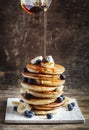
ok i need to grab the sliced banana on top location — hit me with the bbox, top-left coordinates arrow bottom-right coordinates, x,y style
12,101 -> 20,106
63,97 -> 70,107
17,102 -> 32,114
31,56 -> 43,64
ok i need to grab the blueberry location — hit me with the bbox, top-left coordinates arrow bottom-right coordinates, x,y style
13,106 -> 17,111
23,78 -> 28,82
47,113 -> 53,119
28,79 -> 31,84
71,102 -> 76,107
30,78 -> 37,85
29,111 -> 35,115
24,92 -> 31,99
42,58 -> 48,63
35,59 -> 41,65
60,74 -> 66,80
23,67 -> 28,72
67,104 -> 74,111
24,111 -> 34,118
60,95 -> 65,100
56,96 -> 63,102
20,99 -> 24,103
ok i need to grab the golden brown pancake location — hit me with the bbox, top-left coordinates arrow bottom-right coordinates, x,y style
33,107 -> 60,115
22,72 -> 65,87
26,64 -> 65,74
35,79 -> 65,87
21,94 -> 56,105
22,72 -> 60,80
21,89 -> 63,98
32,98 -> 66,110
32,100 -> 65,110
21,82 -> 56,92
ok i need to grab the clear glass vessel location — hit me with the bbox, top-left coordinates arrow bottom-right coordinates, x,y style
20,0 -> 52,14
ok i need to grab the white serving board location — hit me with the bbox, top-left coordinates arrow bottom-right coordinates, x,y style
5,98 -> 85,124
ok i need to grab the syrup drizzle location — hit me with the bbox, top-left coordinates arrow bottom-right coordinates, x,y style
43,9 -> 47,57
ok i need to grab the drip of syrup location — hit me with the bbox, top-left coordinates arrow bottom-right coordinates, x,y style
43,8 -> 47,57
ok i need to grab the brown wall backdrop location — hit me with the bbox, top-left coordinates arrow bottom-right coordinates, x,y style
0,0 -> 89,89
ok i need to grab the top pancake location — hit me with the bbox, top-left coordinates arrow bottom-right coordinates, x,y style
26,63 -> 65,75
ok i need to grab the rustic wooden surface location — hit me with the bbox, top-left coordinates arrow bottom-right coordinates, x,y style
0,0 -> 89,129
0,86 -> 89,129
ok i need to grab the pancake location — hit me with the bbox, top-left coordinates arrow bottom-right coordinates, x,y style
21,89 -> 63,98
33,97 -> 70,110
32,101 -> 65,110
22,72 -> 60,80
35,79 -> 65,87
21,81 -> 56,92
21,94 -> 56,105
26,64 -> 65,74
32,97 -> 69,110
33,107 -> 60,115
33,106 -> 58,110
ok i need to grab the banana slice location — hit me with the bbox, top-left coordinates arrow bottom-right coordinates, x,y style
20,87 -> 29,93
63,97 -> 70,108
55,86 -> 64,92
31,56 -> 43,64
12,101 -> 20,106
17,103 -> 32,114
41,56 -> 54,68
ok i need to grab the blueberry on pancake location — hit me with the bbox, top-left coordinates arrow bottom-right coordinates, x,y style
24,92 -> 32,99
23,78 -> 28,83
56,96 -> 64,103
60,74 -> 66,80
23,67 -> 29,73
35,59 -> 41,65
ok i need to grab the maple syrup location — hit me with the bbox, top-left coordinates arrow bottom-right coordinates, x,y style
21,4 -> 47,14
43,10 -> 47,57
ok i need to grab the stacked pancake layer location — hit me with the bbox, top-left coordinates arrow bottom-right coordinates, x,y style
20,56 -> 67,115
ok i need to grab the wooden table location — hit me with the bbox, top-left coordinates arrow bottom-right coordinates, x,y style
0,85 -> 89,130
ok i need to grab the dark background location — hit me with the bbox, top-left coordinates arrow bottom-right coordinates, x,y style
0,0 -> 89,89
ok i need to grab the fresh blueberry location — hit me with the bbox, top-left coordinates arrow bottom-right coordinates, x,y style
42,58 -> 48,63
47,113 -> 53,119
24,110 -> 34,118
23,78 -> 28,82
30,78 -> 37,85
13,106 -> 17,111
71,102 -> 76,107
56,96 -> 63,102
23,67 -> 28,72
28,79 -> 31,84
20,99 -> 24,103
60,74 -> 66,80
67,104 -> 74,111
24,92 -> 31,99
60,95 -> 65,100
29,111 -> 35,115
35,59 -> 41,65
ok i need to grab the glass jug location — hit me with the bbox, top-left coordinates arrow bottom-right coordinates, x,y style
20,0 -> 52,14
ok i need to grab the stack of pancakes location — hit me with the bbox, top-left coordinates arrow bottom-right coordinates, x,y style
20,57 -> 66,115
